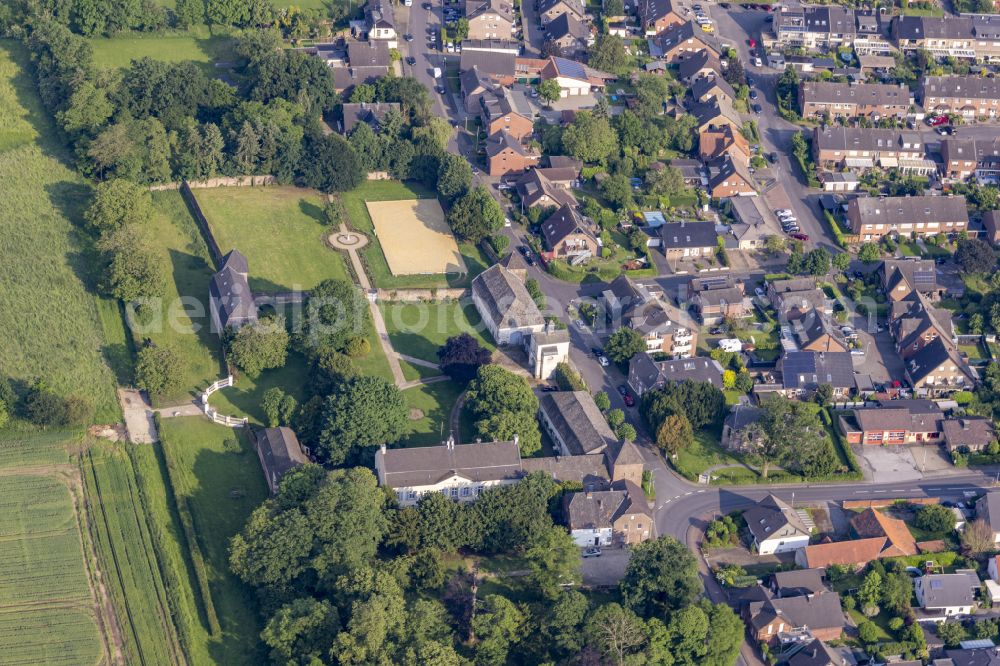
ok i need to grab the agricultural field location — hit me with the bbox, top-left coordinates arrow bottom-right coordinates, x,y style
88,29 -> 237,71
341,180 -> 490,289
196,186 -> 351,292
157,417 -> 267,664
138,190 -> 225,405
0,40 -> 118,422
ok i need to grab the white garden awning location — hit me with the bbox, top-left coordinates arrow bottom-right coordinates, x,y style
844,158 -> 874,168
878,157 -> 899,168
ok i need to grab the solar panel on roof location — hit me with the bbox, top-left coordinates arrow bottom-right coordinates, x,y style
554,57 -> 586,79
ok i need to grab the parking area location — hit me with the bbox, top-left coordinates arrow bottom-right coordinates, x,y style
856,445 -> 923,483
580,547 -> 630,587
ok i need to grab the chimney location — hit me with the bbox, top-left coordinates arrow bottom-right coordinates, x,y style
380,443 -> 386,454
586,491 -> 593,499
446,434 -> 456,450
513,433 -> 520,448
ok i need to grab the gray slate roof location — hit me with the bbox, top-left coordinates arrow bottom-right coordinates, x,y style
771,569 -> 828,598
209,249 -> 257,330
342,102 -> 400,134
471,264 -> 545,331
460,49 -> 517,76
849,195 -> 969,228
540,390 -> 618,455
566,480 -> 652,530
800,81 -> 910,107
541,204 -> 592,248
923,75 -> 1000,102
376,440 -> 523,488
745,494 -> 811,544
630,354 -> 724,389
660,221 -> 718,249
780,351 -> 855,390
916,570 -> 980,609
747,591 -> 845,633
254,427 -> 308,492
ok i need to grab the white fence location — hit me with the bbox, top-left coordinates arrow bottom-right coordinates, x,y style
200,376 -> 248,427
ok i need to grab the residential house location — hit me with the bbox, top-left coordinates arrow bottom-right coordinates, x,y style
945,647 -> 1000,666
375,436 -> 523,505
660,221 -> 718,261
880,259 -> 942,302
920,75 -> 1000,120
666,158 -> 707,187
904,336 -> 977,396
486,130 -> 541,176
914,570 -> 981,621
777,351 -> 855,399
847,195 -> 969,241
798,81 -> 911,119
566,480 -> 653,546
637,0 -> 684,35
853,9 -> 894,56
544,11 -> 590,57
540,204 -> 599,263
721,405 -> 764,453
253,427 -> 308,495
770,569 -> 828,598
521,437 -> 646,490
939,137 -> 1000,182
795,537 -> 887,569
942,417 -> 996,452
692,75 -> 737,106
539,390 -> 618,457
527,322 -> 570,379
792,315 -> 849,353
985,211 -> 1000,245
745,494 -> 812,555
838,399 -> 944,445
689,276 -> 748,325
678,48 -> 722,84
700,124 -> 751,167
515,168 -> 578,210
471,263 -> 546,344
627,354 -> 724,396
461,38 -> 521,55
628,304 -> 697,357
773,5 -> 856,49
538,0 -> 586,24
341,101 -> 400,134
786,639 -> 848,666
768,277 -> 827,318
745,592 -> 846,646
851,508 -> 918,557
890,291 -> 955,359
460,49 -> 517,83
729,197 -> 781,250
975,492 -> 1000,544
461,66 -> 497,113
812,126 -> 930,174
708,158 -> 757,198
209,249 -> 257,334
480,87 -> 535,140
465,0 -> 515,41
691,96 -> 742,133
892,16 -> 977,60
540,56 -> 615,97
328,40 -> 392,94
354,0 -> 396,43
653,21 -> 718,62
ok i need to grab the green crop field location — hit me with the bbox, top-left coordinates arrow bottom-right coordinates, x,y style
157,417 -> 267,664
196,186 -> 351,292
0,430 -> 76,469
88,29 -> 237,71
137,190 -> 225,404
0,40 -> 118,422
0,472 -> 105,665
340,180 -> 491,289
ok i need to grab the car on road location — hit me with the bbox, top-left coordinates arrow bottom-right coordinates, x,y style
751,103 -> 762,113
767,152 -> 778,163
617,384 -> 628,395
623,393 -> 635,407
936,126 -> 955,135
403,33 -> 413,41
598,356 -> 610,367
583,547 -> 602,558
406,56 -> 416,65
791,233 -> 809,241
541,384 -> 559,392
749,89 -> 758,100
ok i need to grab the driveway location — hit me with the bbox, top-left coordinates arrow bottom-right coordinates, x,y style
118,389 -> 157,444
580,547 -> 630,587
856,445 -> 923,484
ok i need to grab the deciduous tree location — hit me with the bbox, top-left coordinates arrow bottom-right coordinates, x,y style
317,376 -> 408,464
620,536 -> 701,618
437,333 -> 491,383
447,186 -> 503,242
605,328 -> 645,363
228,317 -> 289,377
135,344 -> 184,398
436,153 -> 473,202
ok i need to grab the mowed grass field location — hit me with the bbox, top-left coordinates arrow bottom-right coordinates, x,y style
380,299 -> 495,363
341,180 -> 491,289
157,417 -> 267,664
138,190 -> 225,404
196,186 -> 351,291
0,40 -> 118,422
88,29 -> 237,70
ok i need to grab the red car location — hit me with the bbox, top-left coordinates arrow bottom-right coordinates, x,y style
927,114 -> 949,127
623,393 -> 635,407
791,233 -> 809,241
748,38 -> 757,48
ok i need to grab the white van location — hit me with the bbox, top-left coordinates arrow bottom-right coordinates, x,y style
717,339 -> 743,353
433,67 -> 442,78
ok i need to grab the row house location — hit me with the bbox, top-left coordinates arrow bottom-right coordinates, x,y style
567,481 -> 653,546
772,5 -> 856,49
892,15 -> 1000,62
846,195 -> 969,241
486,130 -> 540,176
812,126 -> 932,174
920,75 -> 1000,120
838,399 -> 944,445
853,9 -> 894,55
940,137 -> 1000,182
636,0 -> 684,36
538,0 -> 586,25
799,81 -> 911,119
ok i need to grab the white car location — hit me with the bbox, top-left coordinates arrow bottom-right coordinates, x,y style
582,547 -> 602,558
775,209 -> 793,217
754,286 -> 766,298
851,349 -> 865,356
575,319 -> 586,329
598,356 -> 610,367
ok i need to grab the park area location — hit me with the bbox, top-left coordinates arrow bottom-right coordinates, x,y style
367,198 -> 466,276
88,28 -> 236,71
341,180 -> 490,289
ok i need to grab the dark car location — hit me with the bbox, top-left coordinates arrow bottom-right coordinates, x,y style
767,151 -> 778,163
623,393 -> 635,407
746,75 -> 755,86
541,384 -> 559,392
591,347 -> 603,356
406,56 -> 416,65
751,103 -> 762,114
720,2 -> 730,7
617,384 -> 628,396
709,326 -> 727,335
791,233 -> 809,241
749,89 -> 758,100
422,2 -> 431,7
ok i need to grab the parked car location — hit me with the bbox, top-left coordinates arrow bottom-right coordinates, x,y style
748,38 -> 757,48
754,286 -> 766,298
541,384 -> 559,392
591,346 -> 603,356
936,126 -> 955,135
749,89 -> 758,100
617,384 -> 628,395
583,547 -> 602,558
751,103 -> 762,113
709,326 -> 727,335
598,356 -> 610,367
927,114 -> 949,127
767,152 -> 778,163
746,76 -> 755,86
791,233 -> 809,241
623,393 -> 635,407
406,56 -> 416,65
574,319 -> 586,329
403,33 -> 413,41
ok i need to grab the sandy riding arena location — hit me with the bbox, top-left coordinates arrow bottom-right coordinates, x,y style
366,199 -> 467,276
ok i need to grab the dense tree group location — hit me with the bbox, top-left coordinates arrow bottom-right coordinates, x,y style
465,365 -> 542,456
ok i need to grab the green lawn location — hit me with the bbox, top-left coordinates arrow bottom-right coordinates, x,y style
400,379 -> 465,447
380,300 -> 495,363
340,180 -> 490,289
196,186 -> 351,292
140,191 -> 226,405
672,423 -> 739,480
208,351 -> 309,424
157,417 -> 268,664
0,40 -> 119,422
88,29 -> 236,71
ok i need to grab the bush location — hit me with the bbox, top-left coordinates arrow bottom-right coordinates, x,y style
915,503 -> 956,533
344,336 -> 372,357
553,363 -> 587,391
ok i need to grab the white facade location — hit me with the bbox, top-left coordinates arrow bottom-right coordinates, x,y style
571,527 -> 613,547
389,472 -> 519,506
553,76 -> 591,97
528,338 -> 570,379
470,287 -> 545,345
755,533 -> 811,556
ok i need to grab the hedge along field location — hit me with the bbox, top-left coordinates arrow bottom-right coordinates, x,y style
0,474 -> 104,666
0,40 -> 119,422
82,442 -> 186,666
